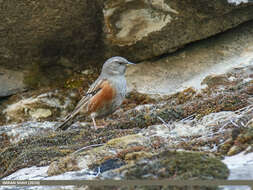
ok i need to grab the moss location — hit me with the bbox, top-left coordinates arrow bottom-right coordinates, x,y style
47,156 -> 80,176
116,146 -> 148,160
126,91 -> 157,106
227,145 -> 242,156
64,75 -> 85,89
245,83 -> 253,95
123,151 -> 229,180
219,127 -> 253,155
0,126 -> 138,178
0,133 -> 10,150
219,139 -> 233,155
175,87 -> 196,104
124,151 -> 153,163
106,85 -> 249,130
106,134 -> 144,148
193,93 -> 248,119
23,64 -> 44,88
23,57 -> 101,90
63,69 -> 99,90
88,146 -> 151,170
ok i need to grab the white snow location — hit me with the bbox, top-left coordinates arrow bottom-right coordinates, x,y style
1,166 -> 98,190
3,166 -> 97,181
222,151 -> 253,180
220,151 -> 253,190
227,0 -> 249,5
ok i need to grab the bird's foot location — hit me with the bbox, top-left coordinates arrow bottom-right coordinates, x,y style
93,125 -> 105,130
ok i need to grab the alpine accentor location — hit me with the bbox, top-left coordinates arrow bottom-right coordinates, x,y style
57,56 -> 134,130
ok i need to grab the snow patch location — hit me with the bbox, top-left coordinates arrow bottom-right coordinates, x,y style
1,165 -> 98,190
227,0 -> 249,5
222,151 -> 253,180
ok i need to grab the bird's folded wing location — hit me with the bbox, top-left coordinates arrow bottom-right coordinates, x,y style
63,78 -> 106,120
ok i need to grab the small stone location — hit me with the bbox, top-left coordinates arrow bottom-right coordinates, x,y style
106,134 -> 148,149
201,74 -> 230,87
94,158 -> 125,173
245,85 -> 253,95
227,145 -> 242,156
0,68 -> 26,97
232,128 -> 241,140
58,57 -> 73,68
247,119 -> 253,128
47,156 -> 80,176
29,108 -> 52,119
47,161 -> 59,176
81,69 -> 93,75
124,151 -> 152,162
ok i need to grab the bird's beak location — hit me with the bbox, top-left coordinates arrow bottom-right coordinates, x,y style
127,61 -> 135,65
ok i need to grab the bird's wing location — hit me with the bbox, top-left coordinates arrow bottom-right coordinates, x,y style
64,78 -> 106,120
57,78 -> 108,131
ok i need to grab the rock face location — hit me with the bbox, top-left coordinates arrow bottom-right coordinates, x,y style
0,68 -> 26,97
2,89 -> 79,123
103,0 -> 253,60
0,0 -> 253,91
126,19 -> 253,95
0,0 -> 103,69
1,0 -> 253,73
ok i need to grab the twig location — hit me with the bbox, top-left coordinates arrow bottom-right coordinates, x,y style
245,119 -> 253,127
181,114 -> 196,122
157,116 -> 171,129
230,119 -> 239,128
218,121 -> 231,132
235,105 -> 253,114
72,143 -> 104,155
95,167 -> 101,177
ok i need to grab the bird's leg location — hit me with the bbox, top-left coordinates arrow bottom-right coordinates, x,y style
92,116 -> 98,130
91,115 -> 105,130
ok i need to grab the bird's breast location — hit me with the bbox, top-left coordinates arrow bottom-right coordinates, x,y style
87,77 -> 126,118
87,80 -> 116,114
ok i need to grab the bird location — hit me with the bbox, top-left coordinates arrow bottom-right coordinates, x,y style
56,56 -> 135,131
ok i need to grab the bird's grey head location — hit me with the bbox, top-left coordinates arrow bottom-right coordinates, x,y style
101,56 -> 135,76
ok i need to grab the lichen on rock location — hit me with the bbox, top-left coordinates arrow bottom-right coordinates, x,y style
104,0 -> 177,46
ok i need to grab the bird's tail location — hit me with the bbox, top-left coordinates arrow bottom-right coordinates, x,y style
56,95 -> 89,131
56,114 -> 77,131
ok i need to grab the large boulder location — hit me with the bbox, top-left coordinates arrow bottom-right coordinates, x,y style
126,19 -> 253,95
0,0 -> 104,69
1,0 -> 253,67
0,68 -> 26,97
103,0 -> 253,61
0,0 -> 253,91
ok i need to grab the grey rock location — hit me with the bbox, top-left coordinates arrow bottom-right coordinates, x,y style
0,0 -> 104,69
0,68 -> 26,97
0,0 -> 253,77
126,20 -> 253,95
103,0 -> 253,61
